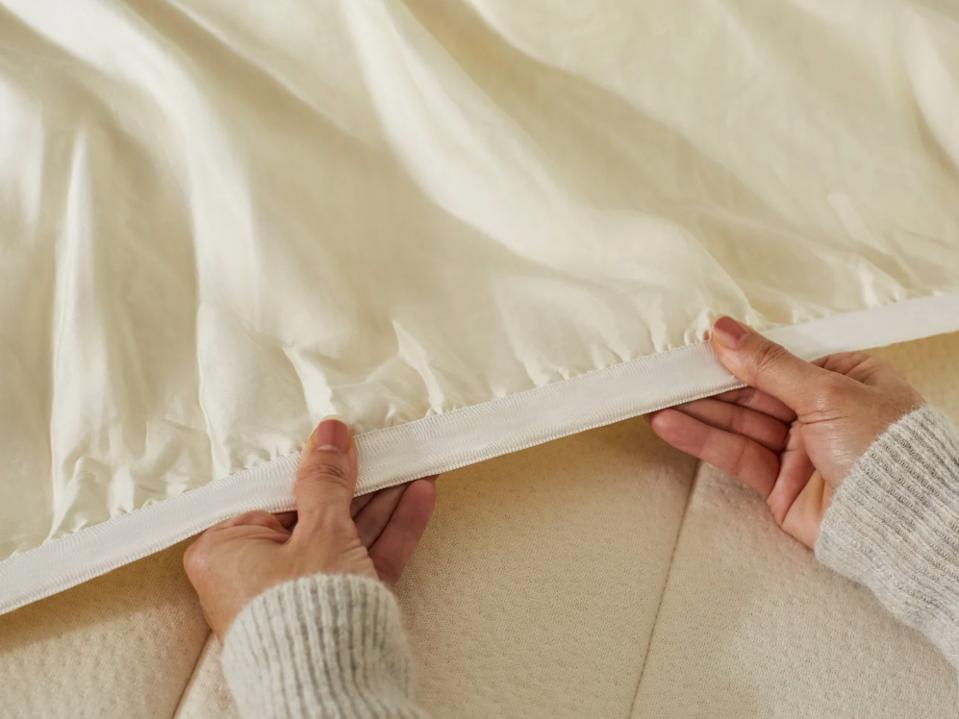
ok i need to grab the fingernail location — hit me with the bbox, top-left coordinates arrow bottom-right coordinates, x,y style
712,316 -> 749,348
313,416 -> 350,453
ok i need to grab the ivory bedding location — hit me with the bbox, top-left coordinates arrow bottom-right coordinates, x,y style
1,0 -> 958,612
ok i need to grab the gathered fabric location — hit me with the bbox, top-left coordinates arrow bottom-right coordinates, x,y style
1,0 -> 958,611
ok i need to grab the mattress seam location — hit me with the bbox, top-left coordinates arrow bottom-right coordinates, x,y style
170,630 -> 218,719
627,459 -> 702,718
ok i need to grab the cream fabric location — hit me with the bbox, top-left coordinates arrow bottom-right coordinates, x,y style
0,540 -> 209,718
2,0 -> 959,589
1,334 -> 957,717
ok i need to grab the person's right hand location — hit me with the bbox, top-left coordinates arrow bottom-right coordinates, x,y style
649,316 -> 924,549
184,418 -> 436,639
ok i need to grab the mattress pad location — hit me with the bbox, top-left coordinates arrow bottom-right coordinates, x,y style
1,0 -> 958,612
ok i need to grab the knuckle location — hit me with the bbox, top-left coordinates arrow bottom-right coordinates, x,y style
729,407 -> 747,435
850,353 -> 879,375
238,511 -> 274,527
317,513 -> 356,537
301,458 -> 349,483
210,514 -> 241,531
729,437 -> 750,478
182,540 -> 210,579
871,357 -> 903,381
230,511 -> 260,525
296,513 -> 358,547
753,342 -> 787,379
870,357 -> 892,374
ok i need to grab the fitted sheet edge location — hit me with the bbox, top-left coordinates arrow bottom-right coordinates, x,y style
2,292 -> 958,614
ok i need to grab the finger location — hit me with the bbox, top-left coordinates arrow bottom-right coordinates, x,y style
650,408 -> 779,497
713,387 -> 796,423
814,351 -> 905,387
812,351 -> 872,376
295,417 -> 358,533
780,469 -> 830,550
355,476 -> 438,545
216,510 -> 289,532
351,493 -> 376,518
710,316 -> 832,412
673,398 -> 789,452
369,479 -> 437,585
355,484 -> 407,547
275,511 -> 298,529
766,427 -> 815,525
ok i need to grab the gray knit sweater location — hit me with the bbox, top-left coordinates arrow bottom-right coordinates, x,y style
221,405 -> 959,718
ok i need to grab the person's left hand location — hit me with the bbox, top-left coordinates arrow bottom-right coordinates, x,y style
184,417 -> 437,639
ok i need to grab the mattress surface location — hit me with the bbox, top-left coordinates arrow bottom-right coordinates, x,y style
2,0 -> 959,611
1,333 -> 956,718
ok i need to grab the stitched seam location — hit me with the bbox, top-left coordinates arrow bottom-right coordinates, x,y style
171,630 -> 216,718
627,459 -> 702,718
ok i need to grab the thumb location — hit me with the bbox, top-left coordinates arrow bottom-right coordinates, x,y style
294,417 -> 357,531
710,316 -> 832,412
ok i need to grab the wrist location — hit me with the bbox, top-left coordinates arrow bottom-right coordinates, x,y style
221,573 -> 412,716
816,405 -> 959,664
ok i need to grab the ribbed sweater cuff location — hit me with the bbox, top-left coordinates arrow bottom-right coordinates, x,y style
221,573 -> 419,719
816,405 -> 959,665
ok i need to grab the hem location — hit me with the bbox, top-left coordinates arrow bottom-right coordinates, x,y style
2,292 -> 958,613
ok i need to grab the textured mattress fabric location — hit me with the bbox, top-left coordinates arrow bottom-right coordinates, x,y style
0,333 -> 956,718
2,0 -> 959,611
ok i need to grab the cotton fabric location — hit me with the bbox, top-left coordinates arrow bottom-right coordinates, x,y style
1,0 -> 959,597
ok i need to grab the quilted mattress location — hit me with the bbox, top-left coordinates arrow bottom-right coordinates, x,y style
2,0 -> 959,616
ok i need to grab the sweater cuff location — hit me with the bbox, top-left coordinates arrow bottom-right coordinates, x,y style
816,405 -> 959,664
221,573 -> 415,719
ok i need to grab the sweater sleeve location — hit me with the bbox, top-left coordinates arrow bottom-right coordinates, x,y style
220,573 -> 429,719
816,405 -> 959,667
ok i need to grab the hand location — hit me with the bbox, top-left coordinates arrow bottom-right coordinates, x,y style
649,316 -> 924,548
184,418 -> 437,639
